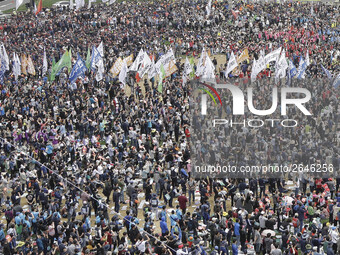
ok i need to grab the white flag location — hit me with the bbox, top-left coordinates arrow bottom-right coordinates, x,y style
148,59 -> 157,79
182,73 -> 187,87
201,54 -> 215,81
250,58 -> 257,82
184,57 -> 193,76
70,0 -> 74,10
109,0 -> 116,4
206,0 -> 212,16
16,0 -> 24,10
95,59 -> 104,81
195,48 -> 207,77
1,45 -> 9,71
264,47 -> 281,65
88,0 -> 95,8
305,51 -> 310,66
119,60 -> 128,86
275,50 -> 288,82
97,42 -> 104,58
42,47 -> 48,76
13,53 -> 21,81
225,52 -> 237,78
138,52 -> 152,78
75,0 -> 84,11
130,49 -> 144,72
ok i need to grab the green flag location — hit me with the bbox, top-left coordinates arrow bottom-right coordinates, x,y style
50,50 -> 72,81
189,57 -> 195,78
86,47 -> 91,70
157,64 -> 165,93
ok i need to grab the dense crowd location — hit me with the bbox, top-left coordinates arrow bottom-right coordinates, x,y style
0,0 -> 339,254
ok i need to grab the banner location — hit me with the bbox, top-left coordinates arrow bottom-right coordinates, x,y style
123,54 -> 134,67
21,54 -> 28,75
109,57 -> 123,77
69,53 -> 87,84
155,49 -> 176,74
237,49 -> 249,64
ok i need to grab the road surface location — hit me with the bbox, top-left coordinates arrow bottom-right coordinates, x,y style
0,0 -> 30,12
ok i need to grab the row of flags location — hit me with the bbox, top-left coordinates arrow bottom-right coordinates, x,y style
16,0 -> 116,12
0,40 -> 339,89
194,46 -> 340,89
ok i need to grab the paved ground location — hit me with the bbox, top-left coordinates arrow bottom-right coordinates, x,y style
0,0 -> 29,12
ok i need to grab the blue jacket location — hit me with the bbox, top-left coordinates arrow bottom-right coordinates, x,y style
234,222 -> 240,236
232,244 -> 238,255
160,217 -> 169,234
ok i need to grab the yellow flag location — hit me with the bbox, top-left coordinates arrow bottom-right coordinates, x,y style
27,56 -> 36,76
21,55 -> 28,75
237,49 -> 249,64
109,57 -> 123,77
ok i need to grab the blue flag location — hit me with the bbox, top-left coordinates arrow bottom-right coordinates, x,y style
0,57 -> 6,83
69,53 -> 87,84
320,64 -> 333,81
90,46 -> 102,72
289,60 -> 297,78
333,73 -> 340,89
297,56 -> 307,79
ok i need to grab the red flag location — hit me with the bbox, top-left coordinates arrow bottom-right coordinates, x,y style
232,10 -> 238,19
36,0 -> 42,15
135,72 -> 141,83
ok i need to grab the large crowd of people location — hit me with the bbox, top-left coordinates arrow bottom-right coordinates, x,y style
0,0 -> 339,254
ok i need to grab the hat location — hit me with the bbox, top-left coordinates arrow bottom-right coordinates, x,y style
223,212 -> 228,217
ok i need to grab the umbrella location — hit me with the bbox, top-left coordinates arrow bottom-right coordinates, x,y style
261,229 -> 276,237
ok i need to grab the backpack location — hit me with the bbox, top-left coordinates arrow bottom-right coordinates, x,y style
150,198 -> 158,207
